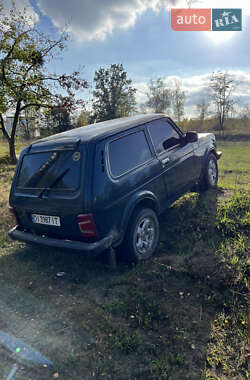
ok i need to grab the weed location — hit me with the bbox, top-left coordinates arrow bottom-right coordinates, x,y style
217,233 -> 249,290
114,329 -> 139,354
102,300 -> 125,315
125,289 -> 168,328
216,191 -> 250,237
148,358 -> 169,380
168,352 -> 183,366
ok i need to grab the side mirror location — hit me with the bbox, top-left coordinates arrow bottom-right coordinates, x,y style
185,131 -> 198,143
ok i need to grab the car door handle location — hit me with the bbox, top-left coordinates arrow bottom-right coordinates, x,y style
161,157 -> 170,167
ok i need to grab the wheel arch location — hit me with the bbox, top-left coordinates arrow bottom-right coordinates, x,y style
202,147 -> 217,167
198,146 -> 218,181
116,191 -> 160,247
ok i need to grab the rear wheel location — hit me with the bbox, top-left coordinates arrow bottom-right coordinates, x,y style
199,153 -> 218,191
123,207 -> 159,263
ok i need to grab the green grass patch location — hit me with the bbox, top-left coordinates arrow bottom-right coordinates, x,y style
217,141 -> 250,190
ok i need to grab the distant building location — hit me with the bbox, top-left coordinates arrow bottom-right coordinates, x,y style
4,114 -> 41,138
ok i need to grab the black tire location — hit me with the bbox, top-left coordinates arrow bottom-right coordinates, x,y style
123,207 -> 160,263
199,153 -> 218,191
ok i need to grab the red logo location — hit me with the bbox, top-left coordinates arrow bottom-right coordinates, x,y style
171,9 -> 211,31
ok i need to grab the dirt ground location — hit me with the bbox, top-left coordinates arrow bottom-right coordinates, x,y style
0,251 -> 225,380
0,189 -> 248,379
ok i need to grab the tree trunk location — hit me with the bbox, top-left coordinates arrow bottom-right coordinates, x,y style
220,113 -> 225,137
0,114 -> 17,163
9,101 -> 21,164
9,136 -> 17,164
0,114 -> 11,142
219,111 -> 224,137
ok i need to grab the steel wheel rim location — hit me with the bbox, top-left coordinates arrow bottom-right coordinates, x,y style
208,159 -> 217,185
135,217 -> 155,256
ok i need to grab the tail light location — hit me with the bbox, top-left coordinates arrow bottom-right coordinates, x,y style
9,206 -> 19,225
77,214 -> 98,238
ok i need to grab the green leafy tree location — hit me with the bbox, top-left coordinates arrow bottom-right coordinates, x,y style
76,111 -> 89,127
92,63 -> 136,122
0,2 -> 88,163
146,77 -> 171,113
46,106 -> 72,134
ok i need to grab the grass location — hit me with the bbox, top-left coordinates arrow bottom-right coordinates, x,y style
0,137 -> 28,160
0,138 -> 249,379
217,141 -> 250,190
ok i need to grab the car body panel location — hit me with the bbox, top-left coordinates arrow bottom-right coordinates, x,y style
157,142 -> 197,200
92,127 -> 166,244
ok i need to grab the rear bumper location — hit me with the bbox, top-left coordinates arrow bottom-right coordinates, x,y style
8,226 -> 113,257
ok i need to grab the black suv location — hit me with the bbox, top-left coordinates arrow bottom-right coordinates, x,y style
9,114 -> 221,262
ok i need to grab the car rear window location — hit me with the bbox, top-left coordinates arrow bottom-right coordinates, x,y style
17,150 -> 82,191
109,130 -> 152,177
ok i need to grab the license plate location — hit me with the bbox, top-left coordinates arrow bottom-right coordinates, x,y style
31,214 -> 61,226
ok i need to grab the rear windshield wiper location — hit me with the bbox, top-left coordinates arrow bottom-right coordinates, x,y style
38,168 -> 70,198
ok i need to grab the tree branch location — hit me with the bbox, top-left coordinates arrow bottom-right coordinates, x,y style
40,36 -> 66,59
20,102 -> 55,112
5,29 -> 32,60
1,29 -> 32,83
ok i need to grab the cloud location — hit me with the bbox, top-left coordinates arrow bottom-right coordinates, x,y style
1,0 -> 39,25
34,0 -> 250,42
172,0 -> 250,15
36,0 -> 176,42
193,0 -> 250,16
134,82 -> 149,104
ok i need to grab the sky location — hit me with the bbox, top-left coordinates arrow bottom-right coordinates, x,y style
2,0 -> 250,117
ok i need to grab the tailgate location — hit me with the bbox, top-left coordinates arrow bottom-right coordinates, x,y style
10,142 -> 88,241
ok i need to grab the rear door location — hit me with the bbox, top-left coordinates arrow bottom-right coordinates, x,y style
10,141 -> 86,241
146,118 -> 196,200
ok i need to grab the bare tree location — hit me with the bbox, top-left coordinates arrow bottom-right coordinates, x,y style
146,77 -> 172,114
137,104 -> 147,114
209,71 -> 235,134
172,79 -> 185,123
238,105 -> 250,127
196,98 -> 210,125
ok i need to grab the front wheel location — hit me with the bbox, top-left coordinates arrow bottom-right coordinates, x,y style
123,208 -> 160,263
199,153 -> 218,191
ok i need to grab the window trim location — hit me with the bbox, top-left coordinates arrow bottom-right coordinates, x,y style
166,117 -> 185,137
107,129 -> 154,179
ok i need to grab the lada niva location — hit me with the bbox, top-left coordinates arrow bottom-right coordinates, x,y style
9,114 -> 221,262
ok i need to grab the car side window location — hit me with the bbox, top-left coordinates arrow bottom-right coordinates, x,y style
147,119 -> 181,155
109,130 -> 152,177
